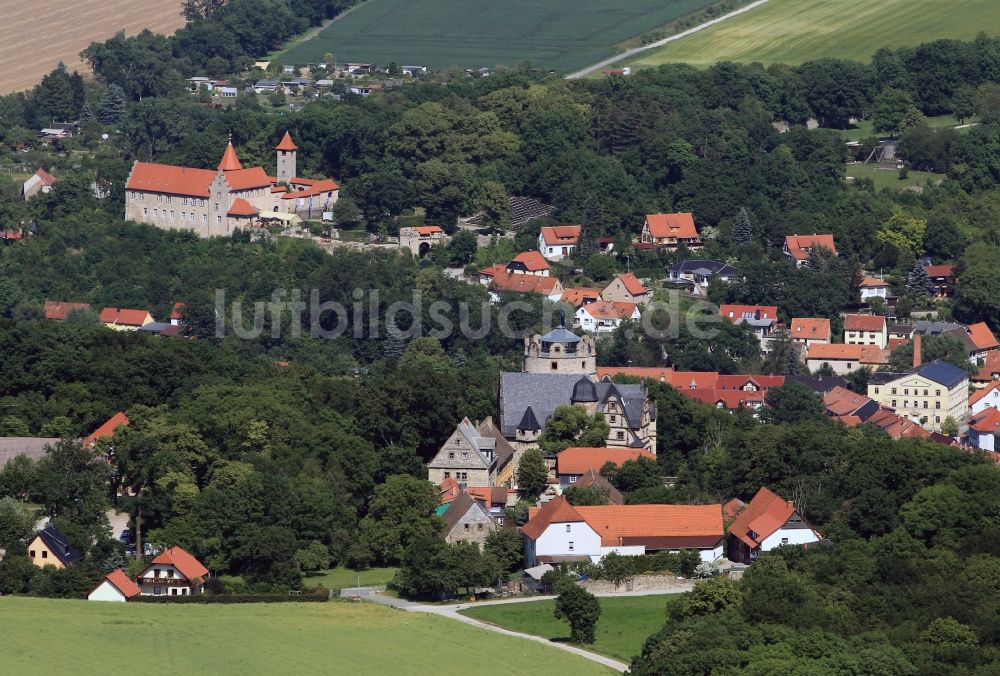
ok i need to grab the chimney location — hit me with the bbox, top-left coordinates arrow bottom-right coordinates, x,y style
912,333 -> 922,369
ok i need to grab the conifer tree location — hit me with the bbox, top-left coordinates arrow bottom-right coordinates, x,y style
732,207 -> 753,246
906,261 -> 934,297
97,84 -> 126,125
576,197 -> 603,262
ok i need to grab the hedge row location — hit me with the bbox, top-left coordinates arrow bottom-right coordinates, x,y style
132,590 -> 331,604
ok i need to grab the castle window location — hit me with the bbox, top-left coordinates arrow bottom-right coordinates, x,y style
217,216 -> 222,225
554,346 -> 560,353
143,208 -> 147,217
182,198 -> 188,206
616,431 -> 625,440
444,472 -> 450,479
581,361 -> 585,369
203,214 -> 207,223
551,361 -> 558,370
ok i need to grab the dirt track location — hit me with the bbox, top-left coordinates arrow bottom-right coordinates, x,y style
0,0 -> 185,94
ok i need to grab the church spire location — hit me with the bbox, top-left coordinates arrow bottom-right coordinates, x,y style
218,140 -> 243,172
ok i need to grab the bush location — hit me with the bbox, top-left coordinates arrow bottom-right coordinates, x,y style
133,587 -> 330,603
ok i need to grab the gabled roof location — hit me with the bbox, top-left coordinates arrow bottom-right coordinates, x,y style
85,412 -> 129,446
126,162 -> 216,198
969,407 -> 1000,434
34,524 -> 82,566
0,437 -> 59,469
413,225 -> 444,236
719,304 -> 778,324
34,167 -> 56,186
807,343 -> 863,361
280,178 -> 340,198
560,287 -> 602,308
225,167 -> 272,191
521,496 -> 585,540
722,498 -> 746,520
218,142 -> 243,171
490,270 -> 561,296
275,131 -> 298,151
170,302 -> 185,320
595,367 -> 675,383
556,447 -> 654,475
610,273 -> 648,297
790,318 -> 831,340
667,259 -> 736,277
44,300 -> 90,321
99,307 -> 152,326
580,301 -> 637,320
539,225 -> 581,246
574,504 -> 723,547
784,234 -> 837,260
823,386 -> 879,419
573,468 -> 623,505
509,251 -> 549,272
974,351 -> 1000,382
644,213 -> 697,239
924,264 -> 955,278
861,275 -> 889,288
967,323 -> 999,351
150,546 -> 209,581
728,487 -> 802,549
441,491 -> 490,532
913,360 -> 969,389
100,569 -> 141,599
970,382 -> 1000,408
227,197 -> 259,217
666,370 -> 719,389
844,314 -> 886,332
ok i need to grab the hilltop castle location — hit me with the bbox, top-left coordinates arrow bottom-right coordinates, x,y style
124,132 -> 339,237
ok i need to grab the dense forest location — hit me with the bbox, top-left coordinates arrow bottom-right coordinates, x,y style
0,4 -> 1000,672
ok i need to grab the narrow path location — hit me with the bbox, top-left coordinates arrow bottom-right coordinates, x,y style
275,1 -> 369,57
565,0 -> 773,79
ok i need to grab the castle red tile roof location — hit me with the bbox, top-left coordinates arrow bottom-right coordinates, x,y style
103,569 -> 141,599
728,487 -> 800,549
510,251 -> 549,272
225,167 -> 273,191
644,213 -> 697,240
785,234 -> 837,261
151,546 -> 209,582
227,197 -> 259,217
667,371 -> 720,389
44,300 -> 91,321
218,142 -> 243,171
99,307 -> 152,327
275,131 -> 298,151
613,272 -> 648,296
85,412 -> 129,446
967,322 -> 999,351
539,225 -> 581,246
126,162 -> 217,198
412,225 -> 444,236
791,318 -> 831,341
279,178 -> 340,198
556,447 -> 654,475
844,314 -> 886,332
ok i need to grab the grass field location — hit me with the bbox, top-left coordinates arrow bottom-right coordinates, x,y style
459,595 -> 678,662
305,565 -> 399,589
845,163 -> 942,191
0,1 -> 185,94
279,0 -> 719,72
629,0 -> 1000,68
0,597 -> 612,675
835,114 -> 969,143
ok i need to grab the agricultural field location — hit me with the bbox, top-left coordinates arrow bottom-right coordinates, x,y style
0,0 -> 186,94
459,594 -> 680,662
629,0 -> 1000,69
279,0 -> 719,73
0,597 -> 612,675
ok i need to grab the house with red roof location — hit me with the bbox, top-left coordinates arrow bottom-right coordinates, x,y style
860,275 -> 890,301
719,304 -> 779,341
923,264 -> 955,297
970,382 -> 1000,415
844,313 -> 888,348
99,307 -> 155,331
576,300 -> 640,333
783,234 -> 837,267
639,213 -> 701,251
560,287 -> 602,309
973,351 -> 1000,386
522,495 -> 724,566
790,318 -> 831,346
88,569 -> 142,602
136,546 -> 209,596
601,273 -> 652,306
22,167 -> 56,200
399,225 -> 448,257
489,270 -> 564,301
170,302 -> 186,327
727,487 -> 821,563
967,407 -> 1000,453
537,225 -> 581,261
806,343 -> 889,375
44,300 -> 91,321
555,447 -> 654,489
125,133 -> 339,237
507,251 -> 550,277
85,412 -> 130,448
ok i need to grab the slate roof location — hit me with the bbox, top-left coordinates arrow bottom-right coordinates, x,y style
913,360 -> 968,389
539,325 -> 581,344
517,407 -> 541,431
500,373 -> 648,438
35,524 -> 82,566
667,259 -> 737,277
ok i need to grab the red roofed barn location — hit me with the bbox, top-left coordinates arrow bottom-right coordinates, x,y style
727,487 -> 821,563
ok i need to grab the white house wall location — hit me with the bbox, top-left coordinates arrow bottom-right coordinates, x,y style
87,581 -> 127,602
759,527 -> 820,552
972,394 -> 1000,415
533,521 -> 601,561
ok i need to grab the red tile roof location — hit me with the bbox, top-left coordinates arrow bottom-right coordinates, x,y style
581,301 -> 637,320
561,287 -> 602,308
970,382 -> 1000,408
716,374 -> 785,390
126,162 -> 216,198
521,496 -> 584,540
973,351 -> 1000,382
99,307 -> 152,326
412,225 -> 444,236
227,197 -> 259,217
844,314 -> 886,332
280,178 -> 340,198
478,263 -> 508,279
151,546 -> 209,582
490,270 -> 561,296
85,412 -> 129,446
785,234 -> 837,260
34,167 -> 56,186
669,371 -> 721,389
595,366 -> 675,383
218,142 -> 243,171
822,386 -> 870,416
967,322 -> 999,351
790,318 -> 831,341
722,498 -> 746,520
44,300 -> 90,321
728,487 -> 801,549
539,225 -> 581,246
720,304 -> 778,323
684,388 -> 765,409
924,264 -> 955,278
510,251 -> 549,271
575,504 -> 723,547
613,273 -> 648,297
225,167 -> 272,191
556,447 -> 654,475
888,337 -> 910,350
808,343 -> 862,361
644,213 -> 697,240
969,407 -> 1000,434
103,569 -> 141,599
861,275 -> 889,288
275,131 -> 298,151
170,302 -> 185,320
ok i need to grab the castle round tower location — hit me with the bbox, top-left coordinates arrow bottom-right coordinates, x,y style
523,321 -> 596,375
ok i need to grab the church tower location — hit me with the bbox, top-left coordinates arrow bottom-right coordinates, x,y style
523,316 -> 596,376
275,131 -> 298,184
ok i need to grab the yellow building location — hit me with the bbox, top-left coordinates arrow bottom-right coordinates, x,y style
868,360 -> 969,432
27,524 -> 81,569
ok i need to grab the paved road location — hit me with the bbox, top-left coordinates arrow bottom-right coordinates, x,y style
565,0 -> 773,79
342,583 -> 697,672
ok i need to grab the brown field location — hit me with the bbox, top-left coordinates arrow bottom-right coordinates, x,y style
0,0 -> 186,94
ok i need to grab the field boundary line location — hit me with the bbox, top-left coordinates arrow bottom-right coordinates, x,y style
564,0 -> 773,79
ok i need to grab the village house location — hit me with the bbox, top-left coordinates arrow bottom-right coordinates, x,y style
783,234 -> 837,267
911,320 -> 999,364
427,417 -> 516,487
440,491 -> 499,548
88,569 -> 142,602
537,225 -> 581,261
85,411 -> 130,448
500,324 -> 657,452
554,447 -> 654,490
506,251 -> 550,276
666,260 -> 738,294
99,307 -> 155,331
923,263 -> 956,298
867,341 -> 969,431
844,314 -> 888,348
790,318 -> 831,346
560,287 -> 602,310
27,524 -> 81,569
638,213 -> 701,251
601,273 -> 652,306
522,496 -> 723,566
576,301 -> 640,334
966,408 -> 1000,453
726,487 -> 822,564
44,300 -> 90,321
970,382 -> 1000,414
21,167 -> 56,200
568,469 -> 624,504
136,546 -> 209,596
824,386 -> 932,440
860,275 -> 890,301
125,133 -> 339,237
719,304 -> 779,342
806,343 -> 889,375
489,270 -> 564,301
973,351 -> 1000,386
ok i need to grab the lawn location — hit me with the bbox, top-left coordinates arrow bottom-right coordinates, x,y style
278,0 -> 720,73
0,596 -> 613,675
305,565 -> 399,590
629,0 -> 1000,68
845,163 -> 942,191
459,595 -> 679,662
836,114 -> 969,143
